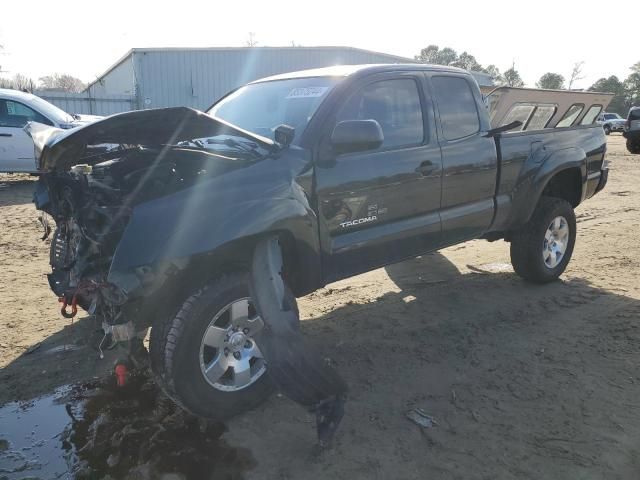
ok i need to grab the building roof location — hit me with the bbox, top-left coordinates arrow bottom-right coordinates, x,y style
85,46 -> 417,91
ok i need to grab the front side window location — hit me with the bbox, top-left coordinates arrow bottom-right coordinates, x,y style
0,99 -> 52,127
526,105 -> 557,130
336,78 -> 424,149
556,104 -> 584,128
580,105 -> 603,125
432,76 -> 480,140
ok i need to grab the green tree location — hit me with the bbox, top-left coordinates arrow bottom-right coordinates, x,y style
624,72 -> 640,111
414,45 -> 458,66
452,52 -> 483,71
536,72 -> 565,90
588,76 -> 626,115
484,65 -> 504,85
503,66 -> 524,87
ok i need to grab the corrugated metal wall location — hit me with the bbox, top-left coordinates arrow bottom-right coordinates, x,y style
85,56 -> 136,96
134,47 -> 416,110
36,91 -> 135,116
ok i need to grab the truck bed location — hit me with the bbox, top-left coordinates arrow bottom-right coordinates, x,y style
489,124 -> 607,233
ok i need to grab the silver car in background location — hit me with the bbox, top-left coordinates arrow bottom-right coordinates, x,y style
597,112 -> 626,135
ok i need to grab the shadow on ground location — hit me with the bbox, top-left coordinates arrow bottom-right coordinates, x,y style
1,252 -> 640,479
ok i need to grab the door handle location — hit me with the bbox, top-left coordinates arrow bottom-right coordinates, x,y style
417,160 -> 436,176
0,133 -> 13,137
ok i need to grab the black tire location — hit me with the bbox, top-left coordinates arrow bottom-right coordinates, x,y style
510,196 -> 576,284
604,125 -> 611,135
149,272 -> 274,420
627,138 -> 640,155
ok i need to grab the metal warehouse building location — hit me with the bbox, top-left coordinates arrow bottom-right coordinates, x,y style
84,46 -> 419,112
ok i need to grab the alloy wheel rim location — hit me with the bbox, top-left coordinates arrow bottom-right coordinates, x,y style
542,215 -> 570,269
199,297 -> 266,392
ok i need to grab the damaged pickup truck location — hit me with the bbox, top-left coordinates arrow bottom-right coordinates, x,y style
30,64 -> 609,424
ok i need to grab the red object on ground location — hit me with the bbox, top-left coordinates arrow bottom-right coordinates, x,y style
115,364 -> 128,387
59,295 -> 78,319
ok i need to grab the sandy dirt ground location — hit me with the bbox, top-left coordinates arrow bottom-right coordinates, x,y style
0,134 -> 639,479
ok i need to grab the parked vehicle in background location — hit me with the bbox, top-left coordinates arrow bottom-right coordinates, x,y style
31,64 -> 610,422
0,89 -> 101,173
597,112 -> 626,135
624,107 -> 640,154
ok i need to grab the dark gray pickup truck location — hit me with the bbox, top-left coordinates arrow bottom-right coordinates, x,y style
31,64 -> 608,422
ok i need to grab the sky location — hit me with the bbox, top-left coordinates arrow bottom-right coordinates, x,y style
0,0 -> 635,89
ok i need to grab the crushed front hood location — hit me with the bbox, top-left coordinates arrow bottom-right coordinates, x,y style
26,107 -> 273,172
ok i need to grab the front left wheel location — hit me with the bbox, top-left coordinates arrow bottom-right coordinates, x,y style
150,272 -> 274,419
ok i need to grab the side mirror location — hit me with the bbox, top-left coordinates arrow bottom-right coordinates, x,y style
331,119 -> 384,154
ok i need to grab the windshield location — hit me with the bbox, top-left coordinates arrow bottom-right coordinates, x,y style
208,77 -> 340,142
604,113 -> 621,120
29,95 -> 74,124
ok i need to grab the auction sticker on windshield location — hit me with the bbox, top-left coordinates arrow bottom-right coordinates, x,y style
286,87 -> 329,99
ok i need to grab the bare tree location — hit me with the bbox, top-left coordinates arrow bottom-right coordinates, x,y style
12,73 -> 36,92
568,61 -> 585,90
246,32 -> 258,47
0,73 -> 36,92
38,73 -> 85,92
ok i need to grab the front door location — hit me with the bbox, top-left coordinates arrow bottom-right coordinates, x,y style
0,98 -> 51,172
315,73 -> 443,283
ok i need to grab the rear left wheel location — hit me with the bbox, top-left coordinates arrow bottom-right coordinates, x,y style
510,196 -> 576,284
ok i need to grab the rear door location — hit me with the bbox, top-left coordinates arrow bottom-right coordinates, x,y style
0,98 -> 52,172
315,72 -> 443,282
429,74 -> 498,244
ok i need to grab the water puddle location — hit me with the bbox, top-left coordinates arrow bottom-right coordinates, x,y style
0,372 -> 255,479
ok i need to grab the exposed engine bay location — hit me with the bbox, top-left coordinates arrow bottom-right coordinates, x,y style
35,143 -> 265,342
29,107 -> 275,347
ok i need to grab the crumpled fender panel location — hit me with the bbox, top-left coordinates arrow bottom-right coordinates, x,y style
106,147 -> 321,298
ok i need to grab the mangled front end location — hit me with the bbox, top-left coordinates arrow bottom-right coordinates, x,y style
30,107 -> 274,344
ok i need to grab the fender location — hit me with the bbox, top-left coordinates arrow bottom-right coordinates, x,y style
107,149 -> 322,299
498,146 -> 586,231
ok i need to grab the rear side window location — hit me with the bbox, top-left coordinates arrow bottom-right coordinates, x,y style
526,105 -> 557,130
432,76 -> 480,140
580,105 -> 603,125
556,104 -> 584,128
502,104 -> 535,131
337,78 -> 424,149
0,99 -> 52,127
